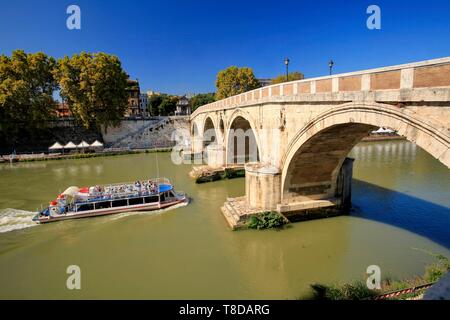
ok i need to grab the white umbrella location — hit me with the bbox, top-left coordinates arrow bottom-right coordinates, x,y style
64,141 -> 77,149
49,142 -> 64,150
77,141 -> 90,148
90,140 -> 104,148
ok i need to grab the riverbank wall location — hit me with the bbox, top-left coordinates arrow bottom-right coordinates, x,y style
102,116 -> 190,149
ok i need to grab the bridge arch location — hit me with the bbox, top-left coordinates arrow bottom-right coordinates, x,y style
225,109 -> 261,165
281,102 -> 450,203
203,116 -> 218,148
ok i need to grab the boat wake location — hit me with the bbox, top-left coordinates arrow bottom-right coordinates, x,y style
0,208 -> 38,234
108,200 -> 189,222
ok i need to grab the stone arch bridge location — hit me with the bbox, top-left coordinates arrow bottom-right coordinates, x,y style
189,58 -> 450,228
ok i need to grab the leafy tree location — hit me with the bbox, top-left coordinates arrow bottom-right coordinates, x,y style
271,71 -> 305,84
55,52 -> 128,129
215,66 -> 260,100
147,94 -> 178,116
190,93 -> 216,112
159,94 -> 178,116
0,50 -> 58,129
148,94 -> 163,116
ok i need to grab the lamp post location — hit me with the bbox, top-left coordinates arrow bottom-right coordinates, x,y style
284,58 -> 290,82
328,59 -> 334,76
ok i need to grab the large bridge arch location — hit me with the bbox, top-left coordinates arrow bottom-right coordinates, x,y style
281,102 -> 450,203
225,109 -> 261,165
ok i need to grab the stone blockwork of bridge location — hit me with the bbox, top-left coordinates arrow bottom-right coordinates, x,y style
190,57 -> 450,228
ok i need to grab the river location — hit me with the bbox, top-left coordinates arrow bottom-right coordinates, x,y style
0,140 -> 449,299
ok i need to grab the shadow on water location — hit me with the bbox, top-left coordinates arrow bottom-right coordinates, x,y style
351,179 -> 450,249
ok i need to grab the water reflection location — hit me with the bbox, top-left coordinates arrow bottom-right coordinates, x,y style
351,140 -> 417,163
352,180 -> 450,248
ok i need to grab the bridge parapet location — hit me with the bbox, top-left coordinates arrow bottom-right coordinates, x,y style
191,57 -> 450,119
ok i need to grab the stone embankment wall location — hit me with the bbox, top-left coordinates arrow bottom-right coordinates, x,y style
102,116 -> 191,149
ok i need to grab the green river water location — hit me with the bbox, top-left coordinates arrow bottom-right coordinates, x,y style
0,140 -> 449,299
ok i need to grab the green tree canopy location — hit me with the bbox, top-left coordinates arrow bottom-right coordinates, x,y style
190,93 -> 216,112
215,66 -> 260,100
271,71 -> 305,84
55,52 -> 128,129
147,94 -> 179,116
0,50 -> 58,130
148,94 -> 163,116
159,94 -> 178,116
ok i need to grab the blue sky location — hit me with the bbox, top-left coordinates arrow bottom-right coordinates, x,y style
1,0 -> 450,95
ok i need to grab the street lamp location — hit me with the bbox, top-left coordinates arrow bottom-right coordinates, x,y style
328,59 -> 334,75
284,58 -> 290,82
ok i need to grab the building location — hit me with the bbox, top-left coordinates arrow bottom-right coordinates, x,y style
175,96 -> 191,116
126,79 -> 141,117
147,90 -> 161,96
257,78 -> 272,87
139,93 -> 148,117
55,102 -> 72,118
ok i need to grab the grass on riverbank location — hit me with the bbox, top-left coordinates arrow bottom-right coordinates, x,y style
302,251 -> 450,300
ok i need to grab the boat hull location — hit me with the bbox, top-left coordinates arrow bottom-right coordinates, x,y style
34,196 -> 187,224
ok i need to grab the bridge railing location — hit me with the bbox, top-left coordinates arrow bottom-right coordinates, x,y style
191,57 -> 450,119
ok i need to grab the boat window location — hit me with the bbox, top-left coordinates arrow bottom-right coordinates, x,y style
112,199 -> 128,207
77,204 -> 94,212
129,197 -> 144,206
145,196 -> 159,203
95,201 -> 111,210
160,193 -> 165,202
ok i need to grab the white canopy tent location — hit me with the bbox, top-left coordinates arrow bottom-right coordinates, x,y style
49,142 -> 64,150
64,142 -> 77,149
372,127 -> 396,134
90,140 -> 104,148
77,141 -> 90,148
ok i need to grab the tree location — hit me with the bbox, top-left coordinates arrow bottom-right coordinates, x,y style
158,94 -> 178,116
55,52 -> 128,129
0,50 -> 58,128
148,94 -> 163,116
190,93 -> 216,112
215,66 -> 260,100
271,71 -> 305,84
147,94 -> 178,116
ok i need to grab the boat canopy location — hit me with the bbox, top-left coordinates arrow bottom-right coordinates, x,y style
62,186 -> 80,197
49,142 -> 64,150
159,184 -> 173,192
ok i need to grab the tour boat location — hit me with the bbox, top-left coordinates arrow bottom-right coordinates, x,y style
33,178 -> 187,224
